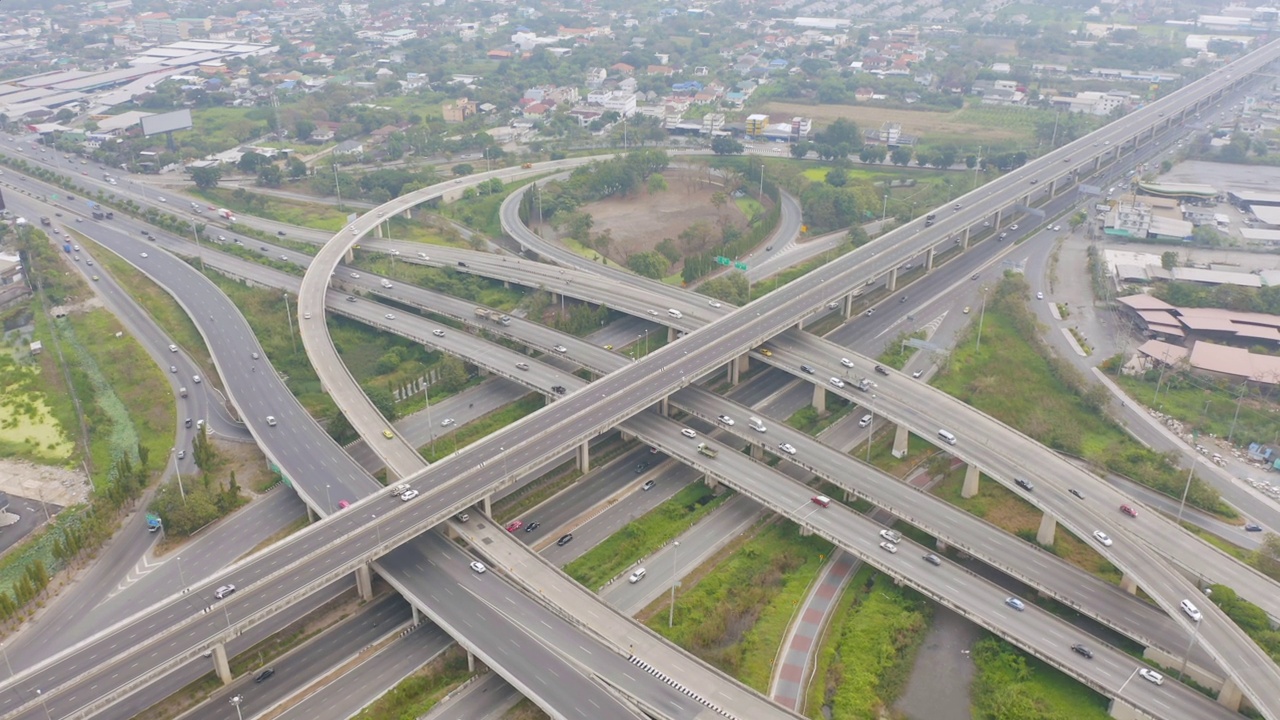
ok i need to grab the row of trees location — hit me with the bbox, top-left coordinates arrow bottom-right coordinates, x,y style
149,427 -> 246,536
531,150 -> 670,223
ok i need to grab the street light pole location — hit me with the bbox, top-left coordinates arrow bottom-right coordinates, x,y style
1175,461 -> 1196,526
866,394 -> 877,463
230,694 -> 245,720
1177,616 -> 1203,682
0,642 -> 13,678
282,293 -> 296,355
668,541 -> 680,628
975,287 -> 989,353
176,555 -> 186,588
759,165 -> 764,201
326,484 -> 331,512
172,447 -> 186,503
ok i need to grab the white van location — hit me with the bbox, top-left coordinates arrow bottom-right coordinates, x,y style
380,279 -> 393,288
859,414 -> 872,428
667,308 -> 683,319
629,568 -> 647,584
938,429 -> 957,445
1181,599 -> 1202,622
748,416 -> 767,433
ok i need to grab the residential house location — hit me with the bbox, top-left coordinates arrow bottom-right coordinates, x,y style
442,97 -> 477,123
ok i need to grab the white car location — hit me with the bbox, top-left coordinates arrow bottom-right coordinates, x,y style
1139,668 -> 1164,685
708,300 -> 722,308
1036,291 -> 1044,300
350,272 -> 361,278
432,329 -> 445,337
140,252 -> 148,258
829,377 -> 845,388
717,414 -> 734,425
840,358 -> 854,368
553,345 -> 568,353
384,313 -> 396,320
880,529 -> 902,543
1010,224 -> 1019,231
469,561 -> 486,574
879,541 -> 898,554
441,418 -> 455,427
214,584 -> 236,599
1052,225 -> 1061,231
169,365 -> 177,373
1092,530 -> 1113,547
680,428 -> 697,438
778,442 -> 797,455
400,489 -> 419,501
158,196 -> 166,203
168,344 -> 178,352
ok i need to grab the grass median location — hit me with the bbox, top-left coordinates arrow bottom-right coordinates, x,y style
565,483 -> 729,589
970,635 -> 1110,720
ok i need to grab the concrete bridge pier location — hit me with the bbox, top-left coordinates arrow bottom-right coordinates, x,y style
412,604 -> 421,626
887,267 -> 899,292
467,649 -> 477,673
478,495 -> 491,518
704,473 -> 719,492
842,293 -> 854,318
668,326 -> 678,343
799,524 -> 814,537
726,358 -> 740,385
962,226 -> 971,249
355,564 -> 373,601
1036,513 -> 1057,546
344,247 -> 355,264
936,539 -> 949,553
212,643 -> 232,685
812,384 -> 826,413
1118,573 -> 1138,595
1093,156 -> 1103,172
993,208 -> 1003,228
891,424 -> 909,459
375,223 -> 384,238
961,464 -> 981,499
1217,677 -> 1243,711
659,396 -> 670,416
1107,698 -> 1145,720
925,246 -> 935,272
577,441 -> 590,472
750,444 -> 764,460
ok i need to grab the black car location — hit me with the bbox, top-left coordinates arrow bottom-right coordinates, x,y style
276,230 -> 286,236
1245,522 -> 1263,532
556,533 -> 573,547
1070,644 -> 1094,659
899,295 -> 908,303
524,521 -> 540,533
634,461 -> 649,473
552,385 -> 566,395
1015,477 -> 1035,492
457,261 -> 468,268
254,667 -> 275,683
874,365 -> 890,376
800,364 -> 815,374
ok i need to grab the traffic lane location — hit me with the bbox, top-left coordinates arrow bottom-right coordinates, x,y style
185,594 -> 412,720
381,537 -> 649,720
626,412 -> 1236,720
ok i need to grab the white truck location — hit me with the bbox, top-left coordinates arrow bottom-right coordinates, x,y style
696,443 -> 718,458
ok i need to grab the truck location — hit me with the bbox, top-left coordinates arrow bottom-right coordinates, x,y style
696,442 -> 718,458
475,308 -> 513,325
857,378 -> 873,392
179,386 -> 188,398
217,208 -> 236,221
40,216 -> 51,226
146,513 -> 162,533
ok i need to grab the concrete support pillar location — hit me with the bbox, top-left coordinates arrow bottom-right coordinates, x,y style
668,326 -> 677,343
307,505 -> 317,523
799,525 -> 813,537
355,564 -> 373,601
479,495 -> 491,518
727,358 -> 740,385
887,267 -> 898,292
843,293 -> 853,317
467,649 -> 476,673
994,208 -> 1003,228
1036,512 -> 1057,546
412,604 -> 421,626
212,642 -> 232,685
620,430 -> 634,442
750,444 -> 764,460
375,223 -> 384,238
736,353 -> 749,377
344,247 -> 355,263
1118,573 -> 1138,595
1107,697 -> 1144,720
659,396 -> 670,416
1217,677 -> 1243,711
812,383 -> 826,413
403,208 -> 412,219
577,441 -> 590,472
925,246 -> 935,272
962,226 -> 971,249
892,424 -> 909,459
704,474 -> 719,492
936,539 -> 949,553
961,464 -> 981,499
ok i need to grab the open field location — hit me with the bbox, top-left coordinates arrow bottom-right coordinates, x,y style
761,101 -> 1040,148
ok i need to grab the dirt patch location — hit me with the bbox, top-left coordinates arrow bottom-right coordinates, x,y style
0,458 -> 89,507
567,168 -> 751,264
212,437 -> 274,498
761,100 -> 1027,144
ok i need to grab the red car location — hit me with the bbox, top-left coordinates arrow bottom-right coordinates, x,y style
1120,504 -> 1138,518
506,520 -> 523,532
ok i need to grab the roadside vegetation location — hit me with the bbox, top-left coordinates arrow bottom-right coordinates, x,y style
646,520 -> 833,692
805,570 -> 932,720
878,329 -> 927,370
351,646 -> 474,720
786,398 -> 853,435
149,426 -> 247,535
420,393 -> 543,462
1207,583 -> 1280,663
970,636 -> 1111,720
933,273 -> 1230,516
565,483 -> 729,589
191,187 -> 350,231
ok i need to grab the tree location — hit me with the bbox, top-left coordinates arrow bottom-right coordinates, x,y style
626,251 -> 669,279
825,169 -> 847,187
190,166 -> 222,190
257,163 -> 283,187
647,174 -> 667,194
452,163 -> 474,176
710,191 -> 728,216
238,151 -> 268,173
791,141 -> 813,159
286,157 -> 308,179
1161,251 -> 1179,271
859,145 -> 887,164
890,147 -> 913,166
294,119 -> 316,142
710,136 -> 744,155
814,118 -> 862,151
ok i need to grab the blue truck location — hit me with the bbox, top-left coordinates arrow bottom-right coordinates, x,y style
146,513 -> 162,532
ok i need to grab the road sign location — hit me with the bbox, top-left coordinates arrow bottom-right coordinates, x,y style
734,262 -> 748,271
715,256 -> 731,266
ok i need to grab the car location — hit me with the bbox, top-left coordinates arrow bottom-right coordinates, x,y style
169,365 -> 177,373
811,495 -> 832,507
556,533 -> 574,547
177,450 -> 186,459
1010,224 -> 1019,231
829,376 -> 845,388
708,300 -> 722,308
470,561 -> 486,574
911,369 -> 923,379
345,296 -> 357,302
1014,477 -> 1034,492
338,500 -> 350,509
214,584 -> 236,599
922,553 -> 942,566
1071,644 -> 1094,659
642,479 -> 656,491
254,668 -> 274,683
878,539 -> 901,555
168,344 -> 178,353
1069,488 -> 1085,500
506,520 -> 523,532
432,329 -> 446,337
800,364 -> 815,374
717,414 -> 734,425
1104,140 -> 1111,146
634,461 -> 649,473
73,245 -> 80,251
266,416 -> 277,427
880,529 -> 902,543
1139,668 -> 1164,685
1120,504 -> 1138,518
758,347 -> 773,357
515,362 -> 530,371
953,203 -> 962,210
551,385 -> 567,394
840,357 -> 854,368
350,272 -> 361,278
251,352 -> 259,360
999,232 -> 1007,240
384,313 -> 396,320
389,249 -> 399,256
382,429 -> 394,439
391,484 -> 409,495
1245,522 -> 1263,532
1004,597 -> 1025,611
1052,225 -> 1061,231
765,245 -> 773,251
1029,179 -> 1038,184
1181,599 -> 1202,622
400,489 -> 419,501
441,418 -> 455,427
899,295 -> 908,303
647,309 -> 659,316
649,446 -> 660,454
865,308 -> 875,316
629,568 -> 647,583
1093,530 -> 1113,547
680,428 -> 697,438
192,375 -> 202,384
553,345 -> 568,353
157,196 -> 166,203
778,442 -> 797,455
276,230 -> 286,236
963,306 -> 971,314
602,344 -> 613,350
279,255 -> 289,261
140,252 -> 148,258
303,312 -> 312,320
524,521 -> 540,532
1036,291 -> 1044,300
874,365 -> 889,376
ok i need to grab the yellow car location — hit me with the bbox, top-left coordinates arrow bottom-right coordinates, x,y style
963,306 -> 971,314
758,347 -> 773,357
603,344 -> 613,350
91,275 -> 99,281
382,429 -> 394,439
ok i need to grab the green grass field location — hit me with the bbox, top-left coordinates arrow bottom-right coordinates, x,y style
191,188 -> 350,232
971,636 -> 1111,720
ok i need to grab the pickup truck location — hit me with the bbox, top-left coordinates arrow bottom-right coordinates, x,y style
696,442 -> 718,458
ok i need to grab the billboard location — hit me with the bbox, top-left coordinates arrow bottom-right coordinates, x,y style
140,109 -> 193,136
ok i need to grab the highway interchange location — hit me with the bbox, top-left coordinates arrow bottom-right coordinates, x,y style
1,39 -> 1279,720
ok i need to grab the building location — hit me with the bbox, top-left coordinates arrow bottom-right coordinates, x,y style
701,113 -> 725,135
789,116 -> 812,141
745,113 -> 769,136
442,98 -> 477,124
